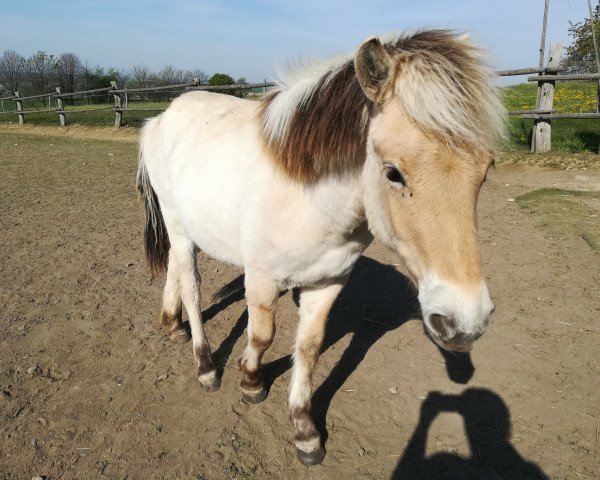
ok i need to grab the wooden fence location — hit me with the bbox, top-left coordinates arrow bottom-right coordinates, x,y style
498,42 -> 600,153
0,80 -> 275,127
1,46 -> 599,153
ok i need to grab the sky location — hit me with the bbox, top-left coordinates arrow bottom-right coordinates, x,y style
0,0 -> 594,85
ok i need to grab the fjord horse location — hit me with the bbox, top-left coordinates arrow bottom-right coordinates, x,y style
137,30 -> 504,465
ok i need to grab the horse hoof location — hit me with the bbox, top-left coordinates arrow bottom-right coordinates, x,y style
242,386 -> 268,404
198,372 -> 221,392
296,446 -> 325,466
169,329 -> 191,343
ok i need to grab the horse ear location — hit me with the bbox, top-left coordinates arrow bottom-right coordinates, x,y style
355,37 -> 393,103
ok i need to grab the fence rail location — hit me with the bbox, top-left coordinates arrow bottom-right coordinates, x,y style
56,86 -> 114,98
2,56 -> 599,153
527,73 -> 600,82
1,81 -> 276,127
500,42 -> 600,153
497,67 -> 552,76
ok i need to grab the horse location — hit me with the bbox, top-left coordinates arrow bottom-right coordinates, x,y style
136,29 -> 504,465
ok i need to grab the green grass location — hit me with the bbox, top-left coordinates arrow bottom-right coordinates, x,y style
516,188 -> 600,251
503,81 -> 600,153
0,100 -> 172,128
2,81 -> 600,152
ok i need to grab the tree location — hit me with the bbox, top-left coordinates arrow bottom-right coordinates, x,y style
55,52 -> 83,93
0,50 -> 27,94
208,73 -> 235,86
209,72 -> 234,95
159,64 -> 189,85
563,4 -> 600,73
129,64 -> 153,87
81,66 -> 123,102
28,51 -> 56,94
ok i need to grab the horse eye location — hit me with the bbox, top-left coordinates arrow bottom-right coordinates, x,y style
384,164 -> 405,186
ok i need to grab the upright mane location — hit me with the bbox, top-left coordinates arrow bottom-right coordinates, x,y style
259,30 -> 505,182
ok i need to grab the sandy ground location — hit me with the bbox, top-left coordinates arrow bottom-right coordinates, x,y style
0,128 -> 599,480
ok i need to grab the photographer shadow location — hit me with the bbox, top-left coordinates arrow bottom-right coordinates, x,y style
391,388 -> 549,480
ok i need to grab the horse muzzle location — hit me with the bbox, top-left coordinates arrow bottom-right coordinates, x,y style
418,276 -> 494,352
424,313 -> 487,352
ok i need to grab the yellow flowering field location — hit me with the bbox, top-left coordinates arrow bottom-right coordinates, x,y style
503,81 -> 598,113
503,81 -> 600,151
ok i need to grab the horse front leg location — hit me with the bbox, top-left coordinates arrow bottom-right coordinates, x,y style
240,271 -> 280,404
290,278 -> 347,466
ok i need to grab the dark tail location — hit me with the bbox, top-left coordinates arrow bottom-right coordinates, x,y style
136,154 -> 169,275
212,274 -> 246,303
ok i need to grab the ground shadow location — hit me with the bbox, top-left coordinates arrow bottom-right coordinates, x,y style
576,130 -> 600,153
436,347 -> 475,385
204,256 -> 478,448
306,256 -> 421,444
200,260 -> 547,480
390,388 -> 549,480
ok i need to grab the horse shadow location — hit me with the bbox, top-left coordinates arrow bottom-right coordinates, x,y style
390,388 -> 550,480
203,257 -> 548,479
206,256 -> 475,442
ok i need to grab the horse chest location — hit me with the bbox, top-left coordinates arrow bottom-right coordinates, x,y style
250,220 -> 372,288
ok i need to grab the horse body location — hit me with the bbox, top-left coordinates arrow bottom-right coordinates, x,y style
141,91 -> 371,287
137,30 -> 505,465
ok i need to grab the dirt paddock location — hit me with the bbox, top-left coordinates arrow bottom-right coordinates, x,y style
0,128 -> 599,479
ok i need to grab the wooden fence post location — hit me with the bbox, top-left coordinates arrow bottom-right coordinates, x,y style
111,81 -> 122,127
14,92 -> 24,125
532,42 -> 563,153
56,87 -> 66,126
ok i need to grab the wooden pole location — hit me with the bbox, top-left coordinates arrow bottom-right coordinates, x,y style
535,0 -> 550,109
532,0 -> 551,152
533,43 -> 563,153
15,92 -> 24,125
587,0 -> 600,113
56,87 -> 66,126
587,0 -> 600,153
539,0 -> 550,70
111,81 -> 122,127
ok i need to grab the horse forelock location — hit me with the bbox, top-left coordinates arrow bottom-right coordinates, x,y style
259,29 -> 505,182
388,30 -> 506,152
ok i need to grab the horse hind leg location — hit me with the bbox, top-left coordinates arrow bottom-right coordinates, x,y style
160,251 -> 190,343
163,215 -> 220,392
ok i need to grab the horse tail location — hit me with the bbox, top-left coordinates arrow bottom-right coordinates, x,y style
136,146 -> 169,275
212,274 -> 246,303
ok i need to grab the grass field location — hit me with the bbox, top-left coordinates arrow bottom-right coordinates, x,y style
0,99 -> 171,129
516,187 -> 600,250
2,81 -> 600,151
503,81 -> 600,152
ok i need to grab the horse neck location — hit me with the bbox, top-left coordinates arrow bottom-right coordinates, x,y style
307,167 -> 367,234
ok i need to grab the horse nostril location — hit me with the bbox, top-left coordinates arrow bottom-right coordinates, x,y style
429,313 -> 458,340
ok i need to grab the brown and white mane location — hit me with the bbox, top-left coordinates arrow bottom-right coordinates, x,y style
259,29 -> 505,182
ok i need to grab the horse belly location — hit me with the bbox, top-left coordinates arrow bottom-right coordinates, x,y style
171,161 -> 245,266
